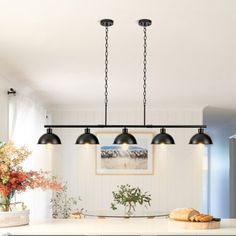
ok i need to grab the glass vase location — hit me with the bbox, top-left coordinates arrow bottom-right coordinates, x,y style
0,191 -> 15,212
124,204 -> 134,217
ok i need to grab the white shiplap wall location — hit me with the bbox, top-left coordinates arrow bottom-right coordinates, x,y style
50,108 -> 204,213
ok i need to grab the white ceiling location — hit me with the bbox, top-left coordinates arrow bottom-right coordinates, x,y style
0,0 -> 235,110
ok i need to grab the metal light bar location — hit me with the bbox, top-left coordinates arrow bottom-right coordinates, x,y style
44,125 -> 207,129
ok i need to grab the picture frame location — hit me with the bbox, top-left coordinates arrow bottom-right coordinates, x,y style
96,132 -> 154,175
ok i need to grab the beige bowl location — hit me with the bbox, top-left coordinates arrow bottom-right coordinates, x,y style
0,209 -> 29,227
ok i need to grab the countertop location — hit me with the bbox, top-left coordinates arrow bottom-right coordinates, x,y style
1,218 -> 236,235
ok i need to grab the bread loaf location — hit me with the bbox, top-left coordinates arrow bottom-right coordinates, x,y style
169,208 -> 200,221
189,214 -> 213,222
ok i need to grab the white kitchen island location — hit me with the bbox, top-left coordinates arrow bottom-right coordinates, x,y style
0,218 -> 236,235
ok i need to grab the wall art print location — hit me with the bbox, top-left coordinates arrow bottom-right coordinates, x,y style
96,132 -> 154,175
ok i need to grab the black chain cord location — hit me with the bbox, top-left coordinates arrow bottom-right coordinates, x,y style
143,27 -> 147,125
104,26 -> 109,125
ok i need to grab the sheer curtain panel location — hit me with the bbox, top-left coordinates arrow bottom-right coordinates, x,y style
9,94 -> 53,222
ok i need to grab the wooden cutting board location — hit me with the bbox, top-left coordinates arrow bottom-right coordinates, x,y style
169,219 -> 220,230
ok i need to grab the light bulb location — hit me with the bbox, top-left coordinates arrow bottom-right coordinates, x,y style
122,143 -> 129,151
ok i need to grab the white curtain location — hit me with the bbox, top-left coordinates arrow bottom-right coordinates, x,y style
9,94 -> 53,222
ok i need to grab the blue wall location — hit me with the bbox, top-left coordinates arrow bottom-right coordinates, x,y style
204,107 -> 236,218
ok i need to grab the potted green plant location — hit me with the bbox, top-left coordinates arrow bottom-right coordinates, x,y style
111,184 -> 151,216
0,141 -> 62,227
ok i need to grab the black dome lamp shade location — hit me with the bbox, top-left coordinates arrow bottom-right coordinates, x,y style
151,128 -> 175,145
75,128 -> 99,145
113,128 -> 137,145
37,128 -> 61,144
189,128 -> 213,145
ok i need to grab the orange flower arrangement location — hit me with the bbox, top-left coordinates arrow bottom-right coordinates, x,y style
0,141 -> 62,211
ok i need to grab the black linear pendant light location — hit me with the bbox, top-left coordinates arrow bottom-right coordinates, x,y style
151,128 -> 175,144
75,128 -> 99,145
37,19 -> 212,146
189,128 -> 213,145
38,128 -> 61,144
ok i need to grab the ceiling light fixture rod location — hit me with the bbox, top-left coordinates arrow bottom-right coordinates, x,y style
104,26 -> 108,125
44,125 -> 206,129
100,19 -> 113,126
139,19 -> 152,125
143,26 -> 147,126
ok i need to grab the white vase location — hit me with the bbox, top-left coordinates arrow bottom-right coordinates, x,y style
0,209 -> 29,227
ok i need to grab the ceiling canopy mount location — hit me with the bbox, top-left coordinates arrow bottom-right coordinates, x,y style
100,19 -> 114,27
138,19 -> 152,27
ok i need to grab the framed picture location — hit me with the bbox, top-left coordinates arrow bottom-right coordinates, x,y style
96,132 -> 154,175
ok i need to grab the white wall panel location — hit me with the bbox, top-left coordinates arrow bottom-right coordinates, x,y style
50,108 -> 204,214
